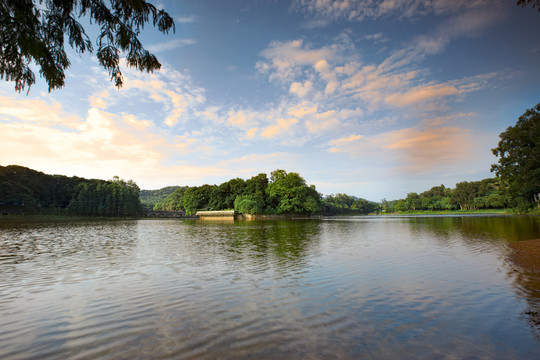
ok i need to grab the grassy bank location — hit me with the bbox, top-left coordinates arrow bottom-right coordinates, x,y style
383,209 -> 510,215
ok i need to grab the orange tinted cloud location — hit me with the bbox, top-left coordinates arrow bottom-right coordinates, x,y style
260,118 -> 299,138
328,125 -> 473,172
385,84 -> 459,107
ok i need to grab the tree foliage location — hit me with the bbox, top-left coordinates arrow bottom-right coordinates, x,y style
265,170 -> 321,214
140,186 -> 182,210
208,178 -> 246,211
387,178 -> 506,212
517,0 -> 540,12
1,0 -> 174,92
320,193 -> 379,215
151,186 -> 188,211
147,170 -> 321,216
67,176 -> 142,217
491,102 -> 540,210
182,184 -> 215,215
0,165 -> 142,216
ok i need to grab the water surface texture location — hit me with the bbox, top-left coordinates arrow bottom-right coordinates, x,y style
1,216 -> 539,359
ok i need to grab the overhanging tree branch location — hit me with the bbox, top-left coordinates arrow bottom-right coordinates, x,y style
0,0 -> 174,92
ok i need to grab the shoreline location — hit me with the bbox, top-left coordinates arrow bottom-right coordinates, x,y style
508,239 -> 540,273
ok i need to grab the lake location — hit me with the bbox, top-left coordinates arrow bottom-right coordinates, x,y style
1,216 -> 539,359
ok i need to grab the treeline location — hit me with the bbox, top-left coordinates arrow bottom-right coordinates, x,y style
152,170 -> 322,215
320,193 -> 379,215
151,169 -> 378,216
0,165 -> 142,217
66,177 -> 142,217
384,178 -> 507,212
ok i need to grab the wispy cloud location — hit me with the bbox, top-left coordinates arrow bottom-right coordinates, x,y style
146,39 -> 197,53
177,15 -> 197,23
293,0 -> 500,22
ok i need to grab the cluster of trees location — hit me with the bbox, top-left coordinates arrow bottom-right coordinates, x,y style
152,170 -> 322,215
0,165 -> 142,217
67,177 -> 142,217
151,170 -> 380,216
385,178 -> 506,213
320,193 -> 379,215
383,102 -> 539,214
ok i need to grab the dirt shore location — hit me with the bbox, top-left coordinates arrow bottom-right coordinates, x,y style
508,239 -> 540,273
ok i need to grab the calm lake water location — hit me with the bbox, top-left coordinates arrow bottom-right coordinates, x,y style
1,216 -> 540,359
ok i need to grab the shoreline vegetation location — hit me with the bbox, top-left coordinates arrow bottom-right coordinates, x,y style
1,165 -> 539,220
381,209 -> 511,215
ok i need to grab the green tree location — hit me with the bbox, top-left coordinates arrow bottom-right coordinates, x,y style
1,0 -> 174,92
140,186 -> 181,210
208,178 -> 246,210
244,173 -> 269,210
351,198 -> 379,214
266,170 -> 321,214
491,103 -> 540,210
153,186 -> 188,211
394,199 -> 407,212
182,185 -> 215,215
405,192 -> 422,211
451,181 -> 477,210
234,195 -> 264,214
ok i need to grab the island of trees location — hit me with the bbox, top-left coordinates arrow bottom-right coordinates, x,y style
1,103 -> 539,217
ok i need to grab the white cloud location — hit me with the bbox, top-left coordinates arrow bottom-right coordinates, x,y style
257,39 -> 342,84
146,39 -> 197,53
177,15 -> 197,23
0,95 -> 82,127
261,118 -> 299,139
289,80 -> 313,97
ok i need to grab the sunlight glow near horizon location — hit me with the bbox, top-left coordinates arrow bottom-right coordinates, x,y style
1,0 -> 539,201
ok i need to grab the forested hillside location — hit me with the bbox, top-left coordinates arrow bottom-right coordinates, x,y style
0,165 -> 142,216
140,186 -> 182,210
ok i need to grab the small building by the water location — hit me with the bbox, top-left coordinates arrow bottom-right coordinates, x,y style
196,210 -> 237,220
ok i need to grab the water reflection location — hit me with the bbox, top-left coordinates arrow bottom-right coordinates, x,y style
1,217 -> 540,359
0,221 -> 137,266
137,220 -> 323,274
404,215 -> 540,336
403,215 -> 539,242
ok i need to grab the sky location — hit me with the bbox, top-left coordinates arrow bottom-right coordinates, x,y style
1,0 -> 539,201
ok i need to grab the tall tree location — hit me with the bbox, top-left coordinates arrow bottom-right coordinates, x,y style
266,170 -> 321,214
491,103 -> 540,210
1,0 -> 174,92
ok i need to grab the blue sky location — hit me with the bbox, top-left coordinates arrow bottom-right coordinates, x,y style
1,0 -> 539,201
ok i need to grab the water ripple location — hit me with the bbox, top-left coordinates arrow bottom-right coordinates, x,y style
0,218 -> 539,359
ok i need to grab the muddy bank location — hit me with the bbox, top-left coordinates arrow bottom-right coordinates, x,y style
508,239 -> 540,333
508,239 -> 540,273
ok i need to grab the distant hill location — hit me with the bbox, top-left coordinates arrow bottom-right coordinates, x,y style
0,165 -> 84,213
140,186 -> 182,210
0,165 -> 142,216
